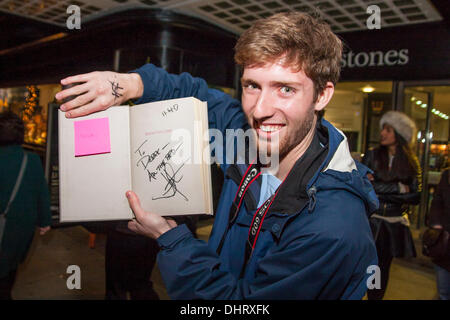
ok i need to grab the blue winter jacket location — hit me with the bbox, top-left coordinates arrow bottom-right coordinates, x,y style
133,64 -> 379,300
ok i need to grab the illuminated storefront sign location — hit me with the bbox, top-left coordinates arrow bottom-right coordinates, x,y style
341,49 -> 409,68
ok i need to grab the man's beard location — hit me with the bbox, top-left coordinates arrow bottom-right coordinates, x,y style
256,106 -> 316,163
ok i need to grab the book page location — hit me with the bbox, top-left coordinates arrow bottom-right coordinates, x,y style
197,100 -> 214,215
130,97 -> 212,216
58,106 -> 133,222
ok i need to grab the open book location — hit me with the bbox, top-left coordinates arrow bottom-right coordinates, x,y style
58,97 -> 213,222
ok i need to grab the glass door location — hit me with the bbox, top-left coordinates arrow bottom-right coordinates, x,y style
399,83 -> 450,229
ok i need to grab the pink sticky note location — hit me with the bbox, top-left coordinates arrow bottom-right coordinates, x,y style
74,117 -> 111,157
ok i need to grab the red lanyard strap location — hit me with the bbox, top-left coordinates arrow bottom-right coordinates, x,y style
216,161 -> 282,267
243,188 -> 279,268
248,191 -> 277,250
216,163 -> 261,255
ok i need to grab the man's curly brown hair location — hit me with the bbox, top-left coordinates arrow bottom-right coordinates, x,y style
234,12 -> 343,102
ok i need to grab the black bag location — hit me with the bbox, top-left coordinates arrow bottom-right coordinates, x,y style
422,227 -> 450,259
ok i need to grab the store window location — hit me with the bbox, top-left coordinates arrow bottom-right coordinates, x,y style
0,84 -> 60,149
404,86 -> 449,172
403,85 -> 449,227
326,81 -> 393,158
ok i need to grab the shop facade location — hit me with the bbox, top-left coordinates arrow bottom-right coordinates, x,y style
327,21 -> 449,228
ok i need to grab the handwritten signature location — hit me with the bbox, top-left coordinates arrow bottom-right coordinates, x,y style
134,139 -> 188,201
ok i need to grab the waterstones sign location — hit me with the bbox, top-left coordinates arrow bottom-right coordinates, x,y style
339,23 -> 449,81
341,49 -> 409,68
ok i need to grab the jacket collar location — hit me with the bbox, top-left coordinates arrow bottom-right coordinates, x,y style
226,120 -> 330,213
270,122 -> 329,214
226,118 -> 378,240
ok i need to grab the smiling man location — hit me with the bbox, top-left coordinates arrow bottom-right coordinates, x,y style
56,12 -> 378,299
240,62 -> 327,180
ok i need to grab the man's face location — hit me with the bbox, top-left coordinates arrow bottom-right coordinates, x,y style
241,60 -> 317,161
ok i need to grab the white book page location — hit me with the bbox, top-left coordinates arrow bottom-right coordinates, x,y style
197,101 -> 213,215
58,106 -> 133,222
130,97 -> 210,216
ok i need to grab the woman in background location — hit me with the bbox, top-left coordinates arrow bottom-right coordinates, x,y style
363,111 -> 422,300
0,111 -> 51,300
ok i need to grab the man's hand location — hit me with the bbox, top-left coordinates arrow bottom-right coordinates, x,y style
39,226 -> 51,235
126,191 -> 177,239
55,71 -> 143,118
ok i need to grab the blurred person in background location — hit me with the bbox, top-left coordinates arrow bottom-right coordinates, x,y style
363,111 -> 421,300
427,168 -> 450,300
0,111 -> 51,300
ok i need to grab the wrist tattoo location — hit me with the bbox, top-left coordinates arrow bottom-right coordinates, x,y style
109,79 -> 124,101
